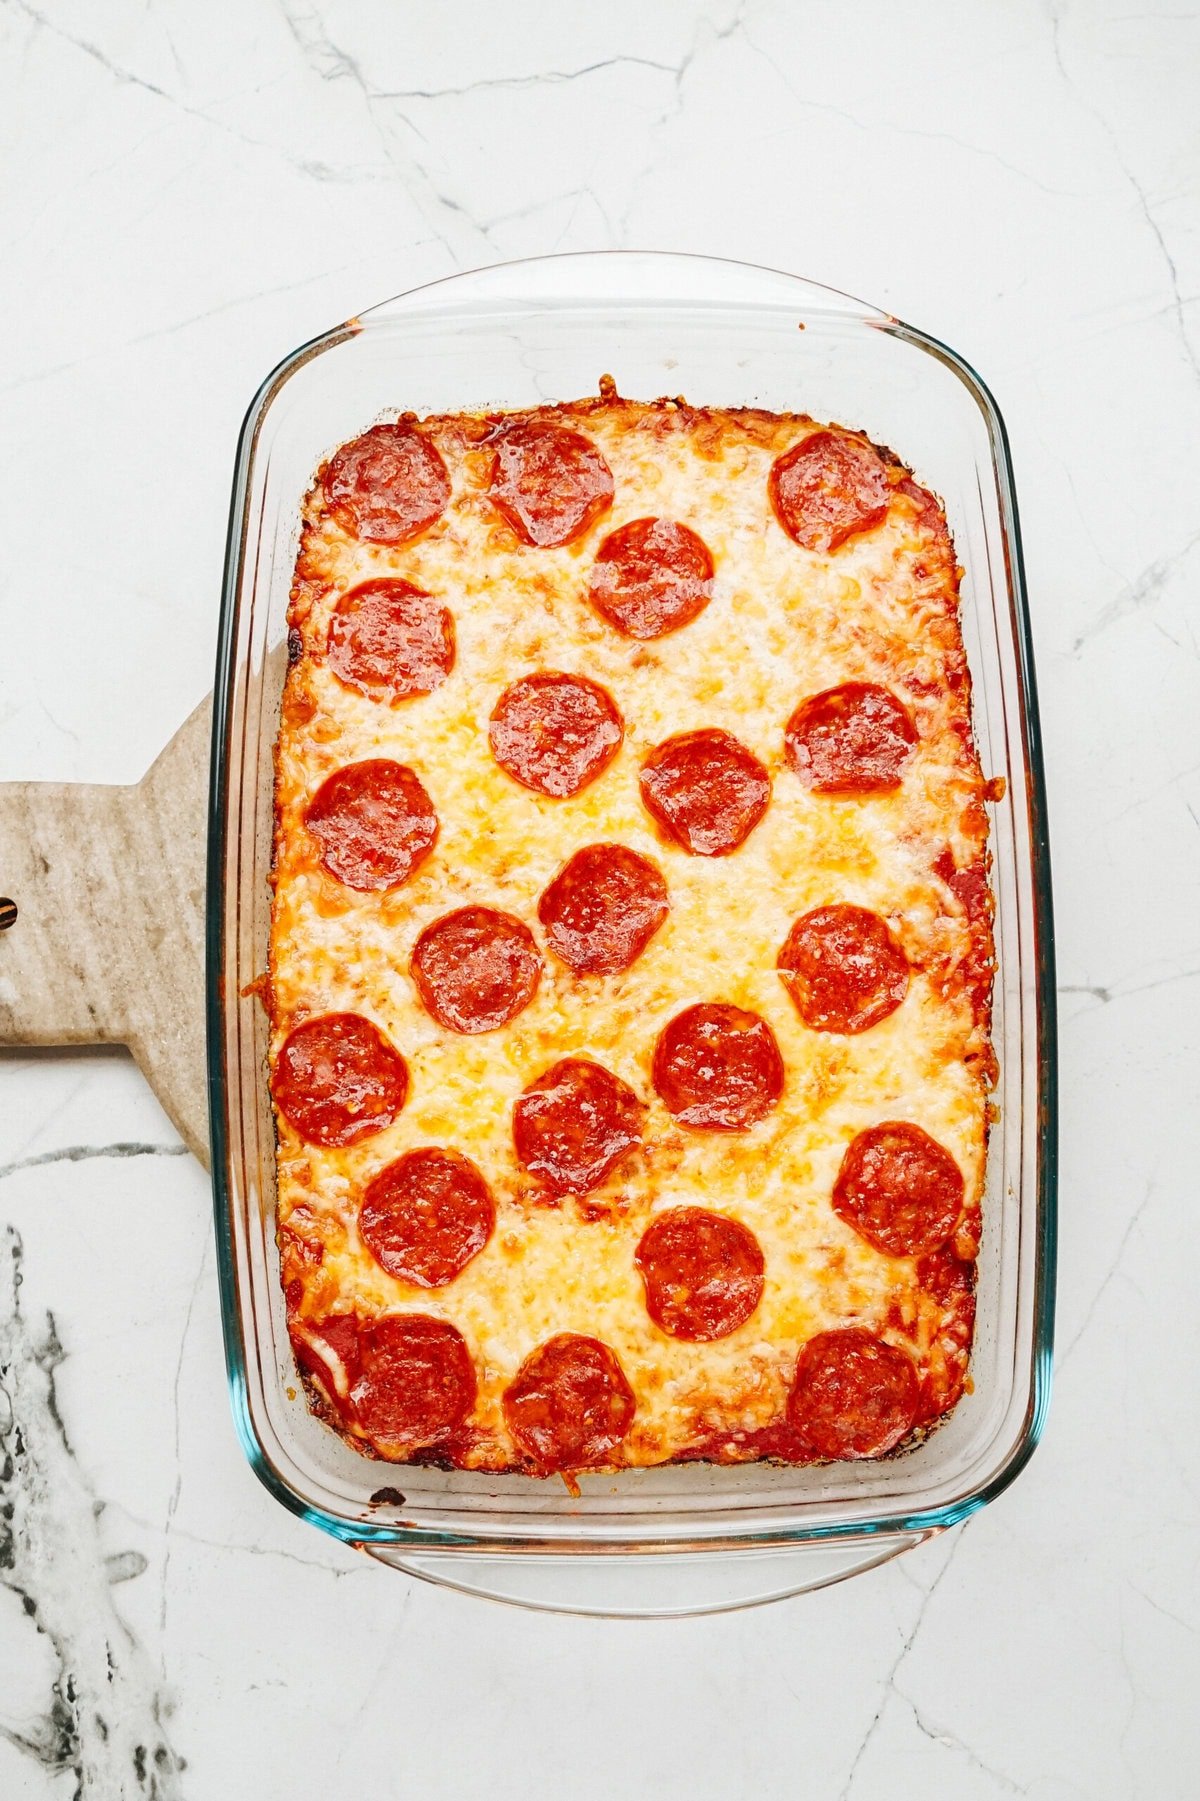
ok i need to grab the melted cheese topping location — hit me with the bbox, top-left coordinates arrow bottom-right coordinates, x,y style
271,396 -> 992,1471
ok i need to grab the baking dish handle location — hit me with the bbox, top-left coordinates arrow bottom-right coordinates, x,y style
356,1532 -> 933,1616
356,251 -> 891,329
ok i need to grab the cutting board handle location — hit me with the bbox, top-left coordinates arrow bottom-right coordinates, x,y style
0,698 -> 211,1163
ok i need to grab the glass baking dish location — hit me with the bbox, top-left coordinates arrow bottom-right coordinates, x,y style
207,252 -> 1056,1616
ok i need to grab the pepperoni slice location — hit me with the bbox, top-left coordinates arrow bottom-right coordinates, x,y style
587,517 -> 715,639
359,1148 -> 495,1287
324,423 -> 450,544
635,1207 -> 765,1341
503,1334 -> 636,1472
537,843 -> 669,976
488,422 -> 614,548
410,906 -> 541,1035
290,1311 -> 362,1403
272,1013 -> 408,1147
917,1243 -> 977,1309
933,847 -> 991,927
639,728 -> 770,857
327,579 -> 454,703
769,430 -> 890,552
832,1122 -> 964,1258
785,683 -> 917,795
787,1327 -> 919,1459
897,476 -> 947,539
489,673 -> 623,798
778,904 -> 910,1034
351,1314 -> 477,1451
513,1057 -> 644,1195
652,1003 -> 784,1131
915,1246 -> 977,1422
305,759 -> 438,891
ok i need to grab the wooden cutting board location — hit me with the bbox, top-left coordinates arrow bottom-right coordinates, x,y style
0,699 -> 211,1165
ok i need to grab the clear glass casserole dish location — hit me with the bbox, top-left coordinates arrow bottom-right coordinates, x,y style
207,252 -> 1056,1616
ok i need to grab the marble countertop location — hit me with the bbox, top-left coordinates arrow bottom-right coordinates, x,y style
2,1 -> 1197,1795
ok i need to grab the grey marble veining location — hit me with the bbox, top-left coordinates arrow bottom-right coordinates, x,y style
1,1227 -> 182,1795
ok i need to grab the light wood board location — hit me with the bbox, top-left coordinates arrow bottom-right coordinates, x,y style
0,698 -> 211,1165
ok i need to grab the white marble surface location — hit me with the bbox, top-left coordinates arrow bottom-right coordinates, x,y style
1,0 -> 1198,1795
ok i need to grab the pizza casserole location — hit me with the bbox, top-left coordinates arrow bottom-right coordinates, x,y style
268,386 -> 994,1478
